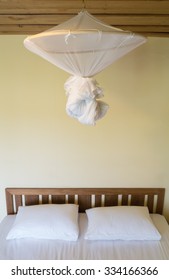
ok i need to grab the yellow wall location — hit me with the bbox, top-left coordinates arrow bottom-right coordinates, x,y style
0,35 -> 169,221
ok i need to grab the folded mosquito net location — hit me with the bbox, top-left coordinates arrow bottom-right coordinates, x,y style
24,11 -> 147,125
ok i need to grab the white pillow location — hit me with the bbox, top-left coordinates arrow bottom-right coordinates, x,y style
85,206 -> 161,241
6,204 -> 79,241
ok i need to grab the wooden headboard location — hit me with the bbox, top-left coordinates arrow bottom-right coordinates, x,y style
5,187 -> 165,215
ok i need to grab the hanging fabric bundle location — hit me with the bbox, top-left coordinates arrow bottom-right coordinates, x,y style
64,76 -> 108,125
24,11 -> 147,125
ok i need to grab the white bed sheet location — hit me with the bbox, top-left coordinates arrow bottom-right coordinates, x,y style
0,213 -> 169,260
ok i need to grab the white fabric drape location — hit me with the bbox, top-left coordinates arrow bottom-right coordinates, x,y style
24,11 -> 146,125
65,76 -> 109,125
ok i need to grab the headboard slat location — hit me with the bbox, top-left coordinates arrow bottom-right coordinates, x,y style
95,195 -> 102,207
52,195 -> 65,204
131,194 -> 145,207
15,195 -> 22,213
105,194 -> 118,206
6,190 -> 14,215
78,194 -> 91,212
156,193 -> 165,215
147,195 -> 154,213
25,195 -> 39,206
67,195 -> 75,204
121,194 -> 129,205
42,195 -> 49,204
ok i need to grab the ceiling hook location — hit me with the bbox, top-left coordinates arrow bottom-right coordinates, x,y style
82,0 -> 86,11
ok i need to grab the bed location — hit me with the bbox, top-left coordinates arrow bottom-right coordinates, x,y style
0,187 -> 169,260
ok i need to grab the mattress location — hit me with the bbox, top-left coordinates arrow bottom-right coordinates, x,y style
0,213 -> 169,260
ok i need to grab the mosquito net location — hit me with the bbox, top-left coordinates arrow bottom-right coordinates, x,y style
24,11 -> 147,125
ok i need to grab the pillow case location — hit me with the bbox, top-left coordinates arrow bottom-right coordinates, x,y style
85,206 -> 161,241
6,204 -> 79,241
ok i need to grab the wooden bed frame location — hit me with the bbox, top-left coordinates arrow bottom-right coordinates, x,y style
5,187 -> 165,215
